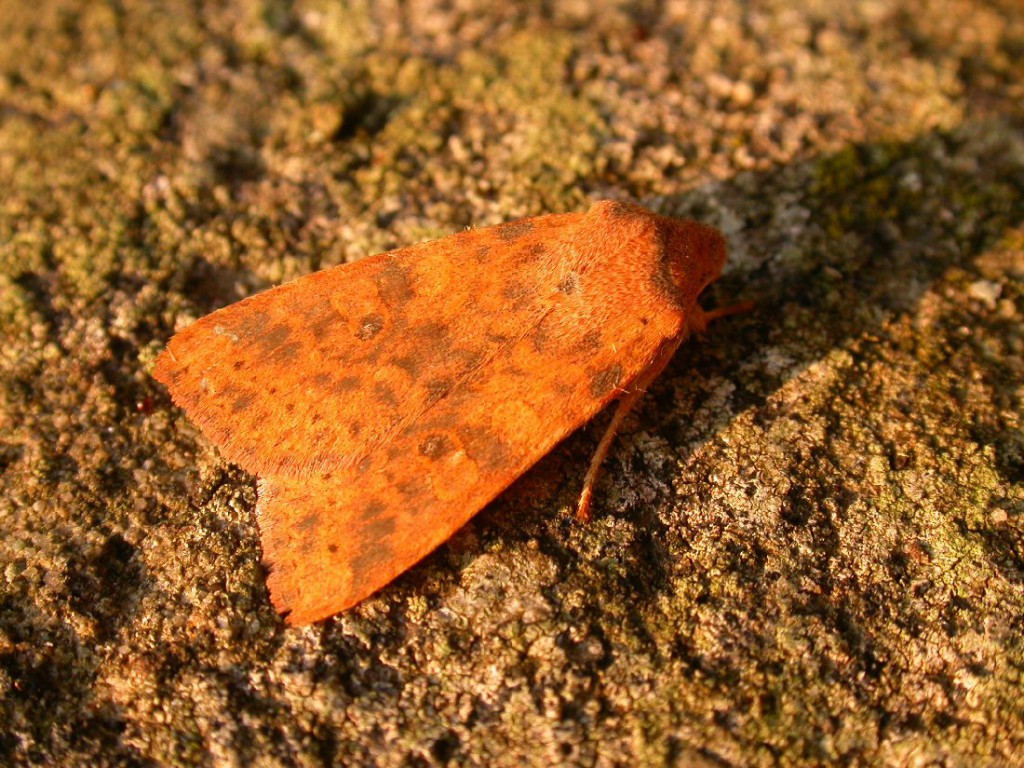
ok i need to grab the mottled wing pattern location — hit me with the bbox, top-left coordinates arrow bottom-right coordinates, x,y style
154,213 -> 580,477
254,204 -> 695,624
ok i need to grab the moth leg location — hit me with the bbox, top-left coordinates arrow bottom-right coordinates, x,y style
576,335 -> 684,521
576,387 -> 645,521
701,300 -> 754,323
686,300 -> 755,335
576,300 -> 751,519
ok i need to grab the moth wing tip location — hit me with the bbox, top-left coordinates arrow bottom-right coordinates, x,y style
276,605 -> 296,625
263,565 -> 305,624
151,347 -> 175,386
267,579 -> 348,626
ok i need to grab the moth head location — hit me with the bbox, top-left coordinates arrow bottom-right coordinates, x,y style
659,216 -> 728,312
582,200 -> 728,314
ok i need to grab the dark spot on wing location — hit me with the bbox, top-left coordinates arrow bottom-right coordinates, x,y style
273,340 -> 302,362
462,425 -> 511,469
551,375 -> 575,397
296,511 -> 321,533
393,354 -> 422,377
376,258 -> 415,305
449,347 -> 486,370
531,319 -> 556,353
311,372 -> 333,389
300,304 -> 338,339
373,381 -> 400,407
419,433 -> 453,459
529,331 -> 551,358
590,363 -> 624,399
558,271 -> 581,295
475,245 -> 492,262
418,322 -> 449,343
349,539 -> 396,582
496,220 -> 534,241
575,328 -> 603,352
417,322 -> 452,356
421,406 -> 459,434
360,516 -> 396,548
486,330 -> 515,346
232,360 -> 245,370
255,323 -> 292,354
425,378 -> 454,400
293,509 -> 324,553
233,310 -> 268,338
359,498 -> 392,527
334,375 -> 360,393
231,390 -> 257,414
357,314 -> 384,341
385,441 -> 404,463
396,476 -> 428,504
503,280 -> 534,303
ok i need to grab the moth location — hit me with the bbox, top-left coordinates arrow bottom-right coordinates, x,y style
154,200 -> 741,624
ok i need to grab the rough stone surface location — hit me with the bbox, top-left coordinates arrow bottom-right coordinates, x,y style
1,1 -> 1022,766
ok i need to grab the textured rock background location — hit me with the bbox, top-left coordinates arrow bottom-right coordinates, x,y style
1,1 -> 1022,765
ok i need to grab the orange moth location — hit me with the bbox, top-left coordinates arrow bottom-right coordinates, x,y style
154,201 -> 741,625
